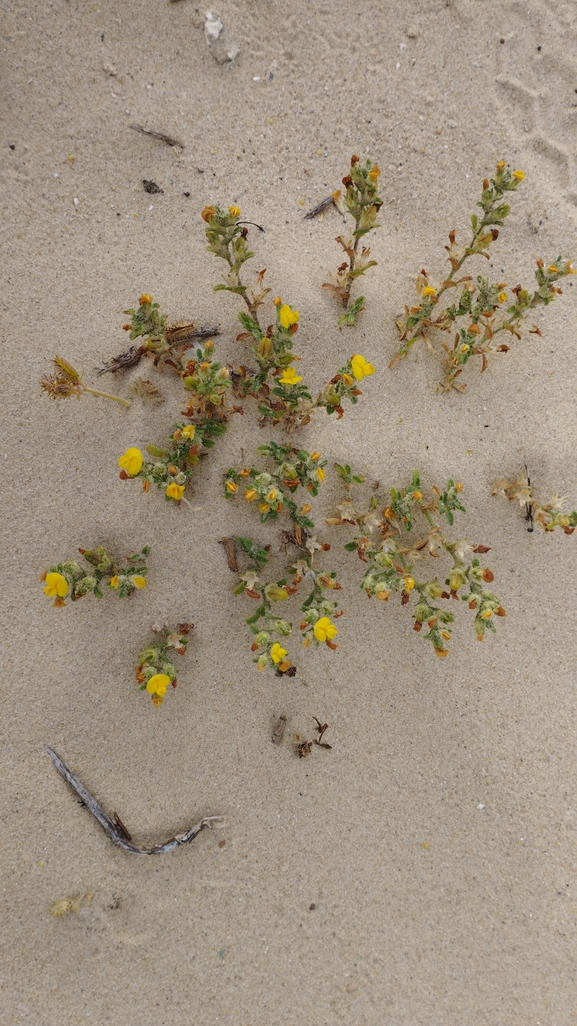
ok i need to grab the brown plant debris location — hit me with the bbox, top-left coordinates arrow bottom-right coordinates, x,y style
129,123 -> 184,148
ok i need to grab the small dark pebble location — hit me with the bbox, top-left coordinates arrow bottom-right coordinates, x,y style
142,179 -> 164,194
537,45 -> 542,51
183,191 -> 190,197
9,144 -> 15,150
309,903 -> 316,911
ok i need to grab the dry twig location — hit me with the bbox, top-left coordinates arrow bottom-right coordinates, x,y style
45,746 -> 221,855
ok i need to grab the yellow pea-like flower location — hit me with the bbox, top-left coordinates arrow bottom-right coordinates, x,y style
313,617 -> 338,642
43,572 -> 69,598
139,294 -> 153,305
278,367 -> 303,386
270,643 -> 288,664
512,170 -> 524,181
181,425 -> 195,440
131,576 -> 147,589
146,673 -> 170,697
226,480 -> 238,493
229,205 -> 241,216
118,447 -> 143,476
166,482 -> 185,501
279,304 -> 299,329
350,354 -> 375,380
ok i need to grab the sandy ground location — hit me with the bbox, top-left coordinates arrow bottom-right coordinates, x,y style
2,1 -> 577,1023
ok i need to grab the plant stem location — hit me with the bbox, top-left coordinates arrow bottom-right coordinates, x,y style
84,387 -> 132,407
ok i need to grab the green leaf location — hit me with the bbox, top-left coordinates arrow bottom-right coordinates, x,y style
337,295 -> 365,326
238,311 -> 264,340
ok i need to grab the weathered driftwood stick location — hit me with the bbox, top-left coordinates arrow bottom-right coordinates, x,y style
45,746 -> 221,855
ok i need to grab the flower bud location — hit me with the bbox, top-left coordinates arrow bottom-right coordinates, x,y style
264,584 -> 288,602
257,337 -> 273,360
448,570 -> 464,592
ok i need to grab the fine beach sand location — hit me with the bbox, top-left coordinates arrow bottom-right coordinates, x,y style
2,1 -> 577,1023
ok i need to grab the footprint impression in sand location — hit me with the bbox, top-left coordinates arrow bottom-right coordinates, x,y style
494,0 -> 577,207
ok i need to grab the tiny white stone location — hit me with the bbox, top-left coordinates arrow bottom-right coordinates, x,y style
73,197 -> 79,206
253,76 -> 260,81
477,803 -> 485,810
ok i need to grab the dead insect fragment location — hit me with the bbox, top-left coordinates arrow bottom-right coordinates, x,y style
271,714 -> 288,746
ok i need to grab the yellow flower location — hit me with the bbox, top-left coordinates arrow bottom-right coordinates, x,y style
109,576 -> 119,589
368,164 -> 381,181
259,503 -> 270,513
548,265 -> 559,274
342,373 -> 354,386
278,367 -> 303,386
310,451 -> 321,461
270,642 -> 288,664
226,480 -> 238,493
279,304 -> 299,329
201,205 -> 216,222
498,291 -> 508,303
422,286 -> 436,297
229,205 -> 241,216
43,572 -> 69,598
413,490 -> 422,500
139,294 -> 153,305
313,617 -> 338,642
131,576 -> 147,589
181,425 -> 195,440
166,482 -> 185,501
481,609 -> 493,619
512,170 -> 524,181
460,344 -> 469,353
118,447 -> 143,476
351,354 -> 375,380
402,576 -> 415,593
273,296 -> 282,306
245,488 -> 257,501
267,488 -> 277,502
265,585 -> 288,602
316,467 -> 325,482
146,673 -> 170,697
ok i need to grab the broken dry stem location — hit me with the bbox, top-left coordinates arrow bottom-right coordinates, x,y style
45,746 -> 221,855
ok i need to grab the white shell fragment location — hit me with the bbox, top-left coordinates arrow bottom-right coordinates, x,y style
204,10 -> 240,65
